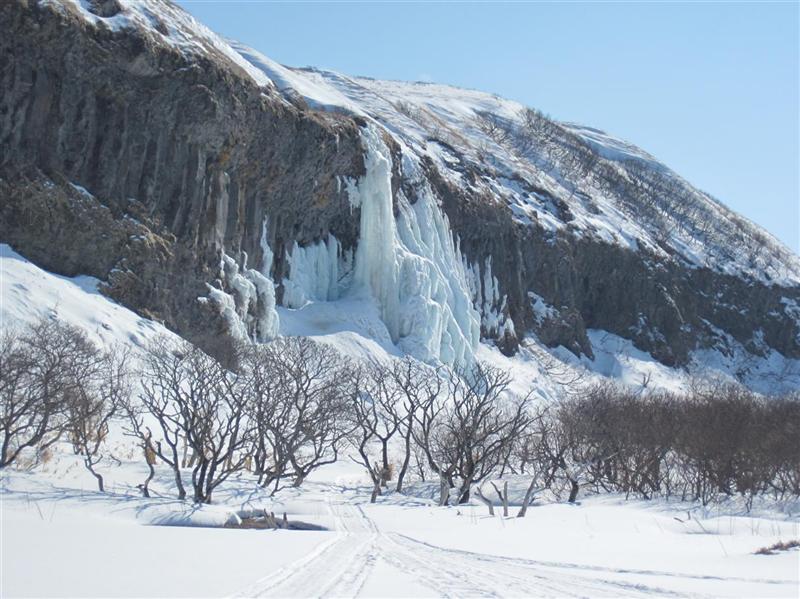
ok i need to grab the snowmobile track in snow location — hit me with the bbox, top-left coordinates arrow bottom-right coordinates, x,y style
234,497 -> 378,598
231,483 -> 797,598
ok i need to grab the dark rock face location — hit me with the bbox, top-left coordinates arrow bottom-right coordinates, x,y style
1,0 -> 365,356
430,161 -> 800,366
1,0 -> 798,371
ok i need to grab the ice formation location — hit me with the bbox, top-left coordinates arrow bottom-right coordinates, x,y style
345,125 -> 481,366
203,222 -> 280,342
244,124 -> 484,366
465,256 -> 516,340
282,235 -> 351,308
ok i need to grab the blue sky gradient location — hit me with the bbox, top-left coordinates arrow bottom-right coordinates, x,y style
177,1 -> 799,252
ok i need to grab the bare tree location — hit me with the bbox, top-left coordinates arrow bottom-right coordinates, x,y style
121,398 -> 158,498
512,406 -> 550,517
413,361 -> 530,505
241,342 -> 286,489
350,356 -> 436,499
243,337 -> 355,494
65,346 -> 131,492
387,357 -> 441,492
138,338 -> 251,503
446,363 -> 531,504
1,318 -> 92,468
137,338 -> 189,499
409,365 -> 452,505
474,111 -> 511,145
350,362 -> 399,502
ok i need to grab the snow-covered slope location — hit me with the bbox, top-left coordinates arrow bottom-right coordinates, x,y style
0,244 -> 174,350
43,0 -> 275,89
3,244 -> 799,599
6,0 -> 799,387
231,42 -> 800,287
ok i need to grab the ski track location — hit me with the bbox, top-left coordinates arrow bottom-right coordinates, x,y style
232,484 -> 796,598
234,496 -> 378,598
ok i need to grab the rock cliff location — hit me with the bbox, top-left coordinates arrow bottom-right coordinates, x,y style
2,0 -> 798,380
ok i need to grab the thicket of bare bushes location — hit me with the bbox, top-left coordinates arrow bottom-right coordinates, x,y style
128,336 -> 355,502
242,337 -> 355,493
2,316 -> 798,511
0,318 -> 129,491
520,382 -> 800,508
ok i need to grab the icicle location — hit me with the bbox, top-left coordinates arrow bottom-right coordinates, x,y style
463,254 -> 515,340
348,126 -> 402,338
282,234 -> 346,308
346,124 -> 480,367
205,220 -> 280,342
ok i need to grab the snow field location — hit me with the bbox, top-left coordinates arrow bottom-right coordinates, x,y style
3,454 -> 798,598
2,244 -> 800,598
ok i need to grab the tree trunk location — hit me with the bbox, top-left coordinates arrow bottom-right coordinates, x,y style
568,478 -> 579,503
491,481 -> 509,516
458,483 -> 471,504
173,466 -> 186,500
86,459 -> 105,493
396,426 -> 412,493
517,476 -> 540,518
370,478 -> 381,503
182,441 -> 189,468
439,475 -> 450,506
381,441 -> 390,487
139,460 -> 155,498
475,486 -> 495,516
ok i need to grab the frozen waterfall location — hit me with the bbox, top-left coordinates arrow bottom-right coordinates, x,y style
278,124 -> 481,366
209,125 -> 482,367
282,234 -> 350,308
345,125 -> 481,367
204,223 -> 280,343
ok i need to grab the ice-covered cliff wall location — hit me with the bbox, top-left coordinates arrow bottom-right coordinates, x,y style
350,126 -> 480,366
282,125 -> 480,367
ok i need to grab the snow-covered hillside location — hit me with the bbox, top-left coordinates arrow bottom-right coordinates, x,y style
0,244 -> 175,350
0,245 -> 797,596
229,42 -> 800,288
12,0 -> 799,387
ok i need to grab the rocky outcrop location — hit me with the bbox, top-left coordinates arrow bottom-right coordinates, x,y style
1,0 -> 798,372
430,160 -> 800,366
1,0 -> 366,357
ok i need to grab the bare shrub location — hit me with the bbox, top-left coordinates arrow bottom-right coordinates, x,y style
1,318 -> 92,468
64,346 -> 131,492
242,337 -> 355,493
137,337 -> 251,503
754,540 -> 800,555
350,361 -> 402,502
526,381 -> 800,506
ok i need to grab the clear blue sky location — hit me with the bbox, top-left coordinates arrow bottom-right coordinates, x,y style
177,0 -> 799,253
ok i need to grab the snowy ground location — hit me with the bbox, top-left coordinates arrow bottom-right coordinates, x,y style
3,455 -> 799,598
2,246 -> 800,598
